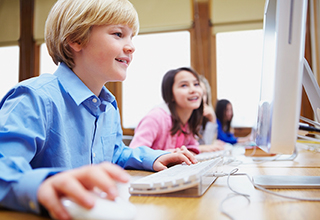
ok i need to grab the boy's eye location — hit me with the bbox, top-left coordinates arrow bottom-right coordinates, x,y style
194,82 -> 200,86
114,32 -> 122,37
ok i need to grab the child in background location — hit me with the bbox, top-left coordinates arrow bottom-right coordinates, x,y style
198,75 -> 225,148
129,67 -> 224,153
0,1 -> 196,219
215,99 -> 251,144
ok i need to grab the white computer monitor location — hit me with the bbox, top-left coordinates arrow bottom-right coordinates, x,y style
254,0 -> 308,155
252,0 -> 320,189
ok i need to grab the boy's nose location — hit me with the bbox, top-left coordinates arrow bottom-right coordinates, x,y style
124,41 -> 135,54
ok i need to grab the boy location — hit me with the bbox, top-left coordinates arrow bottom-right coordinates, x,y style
0,0 -> 197,219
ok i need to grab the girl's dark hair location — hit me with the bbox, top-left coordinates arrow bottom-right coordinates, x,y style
161,67 -> 203,137
215,99 -> 232,132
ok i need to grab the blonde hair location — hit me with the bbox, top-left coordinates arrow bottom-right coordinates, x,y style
199,75 -> 213,107
45,0 -> 139,69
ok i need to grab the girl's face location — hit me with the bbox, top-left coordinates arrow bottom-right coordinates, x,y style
224,103 -> 233,121
172,70 -> 203,112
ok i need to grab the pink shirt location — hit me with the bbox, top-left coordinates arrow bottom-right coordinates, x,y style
129,104 -> 200,154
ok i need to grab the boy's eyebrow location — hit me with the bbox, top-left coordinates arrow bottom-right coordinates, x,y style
112,24 -> 131,29
110,24 -> 134,37
108,24 -> 123,29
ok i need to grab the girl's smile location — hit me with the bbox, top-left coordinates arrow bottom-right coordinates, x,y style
172,70 -> 203,124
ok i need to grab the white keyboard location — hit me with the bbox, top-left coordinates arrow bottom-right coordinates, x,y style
129,158 -> 222,196
195,147 -> 232,162
195,151 -> 225,162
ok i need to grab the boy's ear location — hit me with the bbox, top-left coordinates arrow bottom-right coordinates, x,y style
68,40 -> 82,52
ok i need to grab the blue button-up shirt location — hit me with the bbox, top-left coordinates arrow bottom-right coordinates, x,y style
0,63 -> 166,214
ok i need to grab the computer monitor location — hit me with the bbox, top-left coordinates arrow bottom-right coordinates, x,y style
255,0 -> 308,156
253,0 -> 320,189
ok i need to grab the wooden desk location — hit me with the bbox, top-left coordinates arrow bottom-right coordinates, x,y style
1,148 -> 320,220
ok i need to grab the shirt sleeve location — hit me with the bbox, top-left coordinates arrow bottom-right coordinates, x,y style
113,142 -> 169,171
0,87 -> 63,213
111,111 -> 168,171
200,121 -> 218,145
0,157 -> 65,213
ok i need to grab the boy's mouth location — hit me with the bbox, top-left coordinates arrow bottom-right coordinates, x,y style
115,58 -> 128,64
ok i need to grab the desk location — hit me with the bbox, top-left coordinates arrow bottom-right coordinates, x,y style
1,147 -> 320,220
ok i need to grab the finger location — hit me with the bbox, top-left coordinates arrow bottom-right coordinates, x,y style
173,148 -> 180,153
84,165 -> 121,200
180,146 -> 198,164
153,161 -> 168,171
152,153 -> 187,171
99,162 -> 130,183
76,163 -> 130,200
38,179 -> 72,220
169,152 -> 192,165
51,172 -> 96,209
180,145 -> 187,150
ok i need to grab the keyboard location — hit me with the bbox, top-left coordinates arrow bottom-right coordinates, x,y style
195,150 -> 226,162
195,145 -> 233,162
129,158 -> 222,197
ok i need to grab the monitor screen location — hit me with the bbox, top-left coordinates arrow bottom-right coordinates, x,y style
254,0 -> 308,155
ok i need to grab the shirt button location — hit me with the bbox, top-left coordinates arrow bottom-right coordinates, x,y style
93,153 -> 96,158
29,201 -> 36,210
92,98 -> 97,103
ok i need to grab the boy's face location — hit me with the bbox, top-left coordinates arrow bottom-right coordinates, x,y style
75,24 -> 135,85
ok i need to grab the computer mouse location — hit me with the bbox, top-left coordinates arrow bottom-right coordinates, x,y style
61,194 -> 136,220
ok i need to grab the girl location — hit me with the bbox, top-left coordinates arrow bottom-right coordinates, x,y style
216,99 -> 251,144
198,75 -> 225,149
129,67 -> 223,154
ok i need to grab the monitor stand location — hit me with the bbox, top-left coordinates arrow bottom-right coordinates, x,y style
252,145 -> 320,189
251,145 -> 320,189
253,175 -> 320,189
252,146 -> 298,162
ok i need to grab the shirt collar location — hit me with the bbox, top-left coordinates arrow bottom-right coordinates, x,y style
54,62 -> 117,110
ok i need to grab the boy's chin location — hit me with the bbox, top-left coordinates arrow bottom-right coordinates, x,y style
109,76 -> 127,82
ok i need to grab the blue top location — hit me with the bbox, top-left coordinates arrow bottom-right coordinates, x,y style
216,119 -> 238,144
0,63 -> 167,214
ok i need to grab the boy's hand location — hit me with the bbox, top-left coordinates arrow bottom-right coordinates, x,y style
153,146 -> 198,171
37,162 -> 130,220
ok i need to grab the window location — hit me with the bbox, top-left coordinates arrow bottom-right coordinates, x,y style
40,44 -> 58,74
0,46 -> 19,99
122,31 -> 191,128
216,29 -> 263,128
